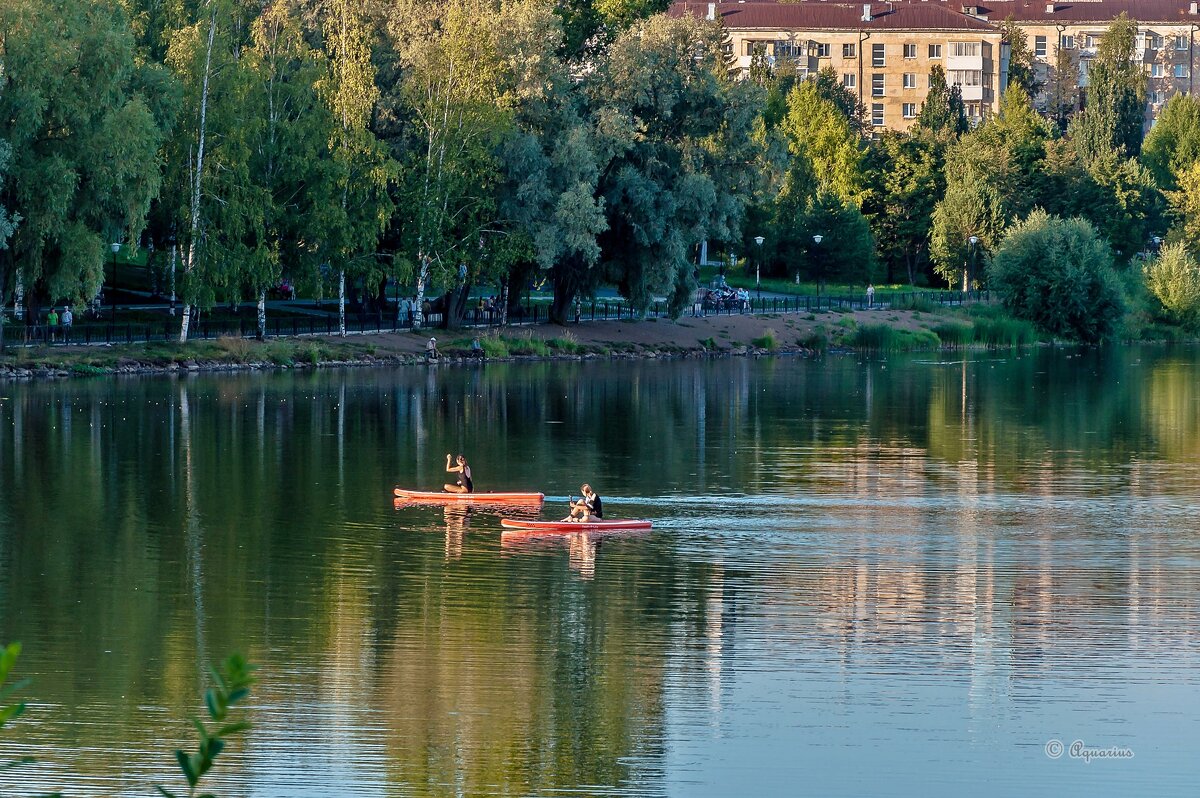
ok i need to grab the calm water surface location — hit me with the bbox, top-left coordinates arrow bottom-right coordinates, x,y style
0,347 -> 1198,797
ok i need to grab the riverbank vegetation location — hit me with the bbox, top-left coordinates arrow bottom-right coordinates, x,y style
0,3 -> 1198,343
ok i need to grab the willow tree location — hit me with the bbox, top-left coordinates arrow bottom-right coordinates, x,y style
592,13 -> 762,316
495,0 -> 606,325
0,0 -> 166,314
317,0 -> 395,336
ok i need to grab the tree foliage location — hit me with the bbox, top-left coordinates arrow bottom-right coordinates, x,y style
1070,12 -> 1146,159
999,17 -> 1040,98
917,65 -> 968,137
0,0 -> 169,308
1142,94 -> 1200,191
989,209 -> 1125,342
1143,242 -> 1200,327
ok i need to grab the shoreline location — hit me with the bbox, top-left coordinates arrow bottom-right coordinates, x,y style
0,306 -> 1161,382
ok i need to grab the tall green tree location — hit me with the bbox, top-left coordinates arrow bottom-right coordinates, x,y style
1045,38 -> 1080,131
554,0 -> 671,60
0,141 -> 17,252
591,12 -> 762,316
495,3 -> 607,326
864,131 -> 944,285
388,0 -> 510,329
780,80 -> 866,205
1070,12 -> 1146,158
917,65 -> 968,137
1141,93 -> 1200,191
1165,160 -> 1200,255
929,179 -> 1005,289
317,0 -> 395,335
0,0 -> 168,313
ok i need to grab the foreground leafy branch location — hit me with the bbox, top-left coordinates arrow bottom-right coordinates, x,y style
158,655 -> 257,798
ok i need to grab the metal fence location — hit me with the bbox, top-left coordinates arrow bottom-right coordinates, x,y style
1,290 -> 990,348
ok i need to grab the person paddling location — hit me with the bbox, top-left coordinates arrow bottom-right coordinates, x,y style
564,484 -> 602,522
444,453 -> 473,494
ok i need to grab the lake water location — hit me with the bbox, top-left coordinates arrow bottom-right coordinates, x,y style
0,347 -> 1198,797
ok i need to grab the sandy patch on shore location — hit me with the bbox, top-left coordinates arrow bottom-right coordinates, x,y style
354,308 -> 933,354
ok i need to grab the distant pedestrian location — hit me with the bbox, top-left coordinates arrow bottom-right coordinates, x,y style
61,306 -> 73,339
866,284 -> 875,308
47,307 -> 59,340
425,336 -> 440,361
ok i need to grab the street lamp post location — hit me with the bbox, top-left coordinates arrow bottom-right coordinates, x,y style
811,234 -> 823,289
753,235 -> 764,298
110,242 -> 120,320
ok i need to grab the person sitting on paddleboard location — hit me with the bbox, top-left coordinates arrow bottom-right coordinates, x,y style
444,453 -> 473,494
564,484 -> 602,522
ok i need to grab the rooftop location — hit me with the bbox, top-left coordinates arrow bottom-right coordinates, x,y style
670,2 -> 997,31
671,1 -> 1200,28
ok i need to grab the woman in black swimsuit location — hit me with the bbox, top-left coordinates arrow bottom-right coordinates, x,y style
444,453 -> 473,493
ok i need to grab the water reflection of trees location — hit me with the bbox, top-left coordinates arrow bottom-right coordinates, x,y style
0,347 -> 1197,790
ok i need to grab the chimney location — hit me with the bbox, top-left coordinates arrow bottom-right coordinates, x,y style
706,2 -> 716,21
862,4 -> 873,22
1045,3 -> 1055,12
1191,1 -> 1198,15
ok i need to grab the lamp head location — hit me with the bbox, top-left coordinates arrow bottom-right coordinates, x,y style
753,236 -> 765,246
813,234 -> 823,245
111,242 -> 120,254
968,235 -> 979,245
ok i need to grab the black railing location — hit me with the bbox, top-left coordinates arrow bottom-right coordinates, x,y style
0,290 -> 990,348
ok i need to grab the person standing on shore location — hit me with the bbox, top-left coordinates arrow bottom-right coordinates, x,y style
867,284 -> 875,308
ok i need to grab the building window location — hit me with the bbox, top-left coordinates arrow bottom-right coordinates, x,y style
1176,35 -> 1189,51
904,43 -> 917,59
774,41 -> 802,59
1061,35 -> 1075,50
873,43 -> 886,67
1035,36 -> 1047,57
1151,63 -> 1164,78
815,42 -> 831,58
872,73 -> 885,96
903,103 -> 917,119
843,73 -> 857,89
951,42 -> 981,58
1146,33 -> 1162,50
929,44 -> 942,59
1176,63 -> 1190,78
903,73 -> 917,89
1084,35 -> 1098,50
843,43 -> 857,58
872,103 -> 885,127
949,70 -> 983,87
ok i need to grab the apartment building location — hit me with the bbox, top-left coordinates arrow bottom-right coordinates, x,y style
671,1 -> 1200,131
671,2 -> 1008,131
944,1 -> 1200,124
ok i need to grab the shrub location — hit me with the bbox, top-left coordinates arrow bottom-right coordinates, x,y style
853,323 -> 939,351
799,326 -> 829,351
70,363 -> 108,375
1143,242 -> 1200,328
973,316 -> 1037,347
699,336 -> 718,351
751,328 -> 779,350
547,332 -> 584,354
216,335 -> 253,361
509,331 -> 549,356
989,210 -> 1125,342
479,335 -> 510,358
891,293 -> 938,313
932,320 -> 974,346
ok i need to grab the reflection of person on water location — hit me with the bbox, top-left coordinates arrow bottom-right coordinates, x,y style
564,484 -> 602,522
444,453 -> 473,493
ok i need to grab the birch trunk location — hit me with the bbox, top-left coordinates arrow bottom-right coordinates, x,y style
180,3 -> 219,343
338,268 -> 346,336
413,256 -> 428,330
256,290 -> 267,340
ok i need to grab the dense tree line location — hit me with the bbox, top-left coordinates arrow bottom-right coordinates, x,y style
0,4 -> 1198,340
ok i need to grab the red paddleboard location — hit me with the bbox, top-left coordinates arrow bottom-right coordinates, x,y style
394,488 -> 544,504
499,518 -> 652,532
